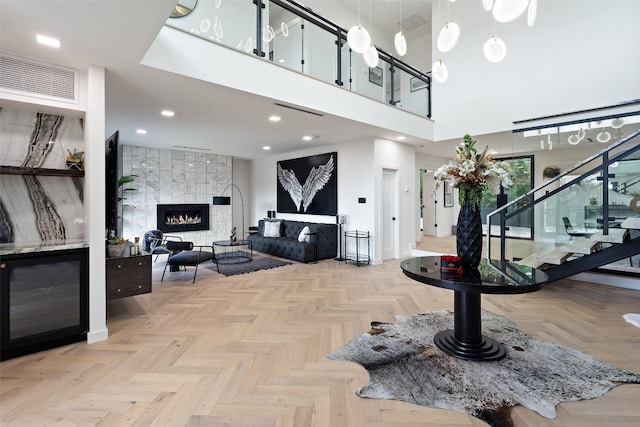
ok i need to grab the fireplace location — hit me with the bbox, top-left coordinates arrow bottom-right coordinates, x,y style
157,204 -> 210,232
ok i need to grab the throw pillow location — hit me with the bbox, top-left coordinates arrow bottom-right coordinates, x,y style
298,225 -> 311,243
264,220 -> 282,238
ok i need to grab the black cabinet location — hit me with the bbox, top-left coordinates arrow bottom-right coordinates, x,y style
106,255 -> 151,300
0,248 -> 89,361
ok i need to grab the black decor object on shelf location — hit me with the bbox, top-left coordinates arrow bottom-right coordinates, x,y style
456,190 -> 483,268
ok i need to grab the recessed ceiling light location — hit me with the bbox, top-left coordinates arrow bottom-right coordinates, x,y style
397,135 -> 406,140
136,129 -> 147,134
161,110 -> 175,117
268,115 -> 281,122
278,59 -> 285,63
302,135 -> 313,141
263,146 -> 271,150
36,34 -> 60,48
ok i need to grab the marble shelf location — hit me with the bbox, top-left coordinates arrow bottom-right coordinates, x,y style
0,240 -> 88,256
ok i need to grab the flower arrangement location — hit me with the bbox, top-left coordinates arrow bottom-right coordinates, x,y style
434,134 -> 513,211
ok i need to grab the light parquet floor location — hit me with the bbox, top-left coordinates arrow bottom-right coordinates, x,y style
1,239 -> 639,426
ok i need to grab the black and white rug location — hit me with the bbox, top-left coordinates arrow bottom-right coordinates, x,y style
328,310 -> 640,427
209,253 -> 292,276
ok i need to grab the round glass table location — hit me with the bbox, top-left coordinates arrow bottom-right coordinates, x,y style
400,256 -> 548,361
213,239 -> 252,266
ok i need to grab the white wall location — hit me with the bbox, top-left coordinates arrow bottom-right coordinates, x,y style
250,138 -> 378,260
374,138 -> 416,260
432,0 -> 640,141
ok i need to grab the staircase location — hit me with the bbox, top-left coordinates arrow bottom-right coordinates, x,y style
487,130 -> 640,283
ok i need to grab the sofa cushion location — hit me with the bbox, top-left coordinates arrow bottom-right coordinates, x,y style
264,220 -> 282,237
298,225 -> 311,243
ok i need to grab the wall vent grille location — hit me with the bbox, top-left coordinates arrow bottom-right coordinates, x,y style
0,55 -> 77,102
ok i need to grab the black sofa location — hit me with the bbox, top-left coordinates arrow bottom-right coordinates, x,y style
248,219 -> 337,263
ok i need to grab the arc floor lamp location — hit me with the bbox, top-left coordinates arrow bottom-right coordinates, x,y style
212,184 -> 245,240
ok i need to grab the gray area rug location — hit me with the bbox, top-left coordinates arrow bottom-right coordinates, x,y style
327,310 -> 640,427
208,252 -> 292,276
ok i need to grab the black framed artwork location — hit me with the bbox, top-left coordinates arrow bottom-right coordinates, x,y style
369,66 -> 383,86
410,76 -> 427,92
276,152 -> 337,215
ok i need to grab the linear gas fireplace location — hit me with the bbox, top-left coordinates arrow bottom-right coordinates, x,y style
157,204 -> 210,232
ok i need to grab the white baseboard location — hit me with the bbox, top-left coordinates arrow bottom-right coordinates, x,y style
87,328 -> 109,344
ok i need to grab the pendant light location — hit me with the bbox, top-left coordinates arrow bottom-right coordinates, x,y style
363,44 -> 379,68
483,35 -> 507,63
362,0 -> 379,68
527,0 -> 537,27
482,0 -> 493,11
432,60 -> 448,83
394,0 -> 407,56
492,0 -> 529,23
437,0 -> 460,52
347,0 -> 370,53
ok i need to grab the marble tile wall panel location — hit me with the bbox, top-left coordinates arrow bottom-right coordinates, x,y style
121,145 -> 231,245
0,108 -> 85,244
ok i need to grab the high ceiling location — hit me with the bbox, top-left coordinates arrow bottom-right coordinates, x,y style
0,0 -> 442,160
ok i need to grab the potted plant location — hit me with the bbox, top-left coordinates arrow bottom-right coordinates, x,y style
107,235 -> 128,258
65,149 -> 84,170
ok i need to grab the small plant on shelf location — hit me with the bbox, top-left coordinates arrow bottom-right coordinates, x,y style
65,149 -> 84,170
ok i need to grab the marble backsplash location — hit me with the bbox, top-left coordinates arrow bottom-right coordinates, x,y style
0,108 -> 85,244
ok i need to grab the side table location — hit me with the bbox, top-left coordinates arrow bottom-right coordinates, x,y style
344,230 -> 370,266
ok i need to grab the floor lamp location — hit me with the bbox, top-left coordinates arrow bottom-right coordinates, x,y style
335,214 -> 345,261
213,184 -> 245,240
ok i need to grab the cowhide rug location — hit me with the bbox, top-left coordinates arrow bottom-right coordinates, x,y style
327,310 -> 640,427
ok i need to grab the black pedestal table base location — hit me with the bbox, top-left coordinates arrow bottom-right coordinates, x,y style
433,290 -> 506,361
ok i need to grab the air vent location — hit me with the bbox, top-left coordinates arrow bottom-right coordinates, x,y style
0,55 -> 77,102
274,102 -> 324,117
172,145 -> 211,151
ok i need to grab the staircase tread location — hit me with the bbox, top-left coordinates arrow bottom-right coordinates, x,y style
620,217 -> 640,230
559,238 -> 600,255
516,254 -> 546,268
590,228 -> 629,243
536,249 -> 572,265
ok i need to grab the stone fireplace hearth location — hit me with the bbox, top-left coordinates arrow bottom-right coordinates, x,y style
157,204 -> 210,233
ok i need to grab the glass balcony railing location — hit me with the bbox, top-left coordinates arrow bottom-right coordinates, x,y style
165,0 -> 431,119
487,110 -> 640,277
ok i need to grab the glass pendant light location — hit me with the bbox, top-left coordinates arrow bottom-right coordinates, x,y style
432,60 -> 448,83
437,22 -> 460,52
363,44 -> 379,68
611,118 -> 625,128
568,134 -> 580,145
528,0 -> 537,27
347,24 -> 371,53
394,31 -> 407,56
482,0 -> 493,11
597,128 -> 611,143
394,0 -> 407,56
347,0 -> 370,53
492,0 -> 529,23
483,35 -> 507,62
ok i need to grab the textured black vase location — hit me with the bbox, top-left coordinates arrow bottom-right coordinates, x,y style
456,190 -> 482,268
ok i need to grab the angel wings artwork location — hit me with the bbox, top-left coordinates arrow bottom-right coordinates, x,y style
276,153 -> 337,215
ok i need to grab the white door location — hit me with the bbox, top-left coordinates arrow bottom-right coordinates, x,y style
382,168 -> 399,260
423,170 -> 437,236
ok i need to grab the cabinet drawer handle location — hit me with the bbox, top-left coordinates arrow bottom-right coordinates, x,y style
117,288 -> 121,292
138,285 -> 142,289
138,262 -> 142,266
117,264 -> 122,269
0,262 -> 6,269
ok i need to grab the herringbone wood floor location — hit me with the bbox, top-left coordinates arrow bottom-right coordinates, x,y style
1,236 -> 639,426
